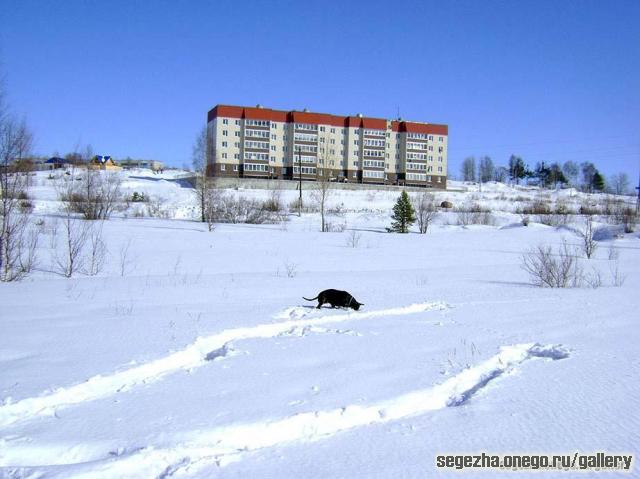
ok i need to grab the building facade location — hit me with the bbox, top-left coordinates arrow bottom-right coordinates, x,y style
207,104 -> 448,188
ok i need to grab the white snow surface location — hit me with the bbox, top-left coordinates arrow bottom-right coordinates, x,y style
1,170 -> 639,478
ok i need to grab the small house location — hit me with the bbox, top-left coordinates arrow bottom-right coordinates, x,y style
89,155 -> 121,171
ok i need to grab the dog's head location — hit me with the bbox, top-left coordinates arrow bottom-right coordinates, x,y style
352,301 -> 363,311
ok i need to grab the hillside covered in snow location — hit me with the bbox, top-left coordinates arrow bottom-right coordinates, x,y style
1,169 -> 638,478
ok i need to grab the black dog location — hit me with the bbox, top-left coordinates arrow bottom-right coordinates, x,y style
303,289 -> 363,310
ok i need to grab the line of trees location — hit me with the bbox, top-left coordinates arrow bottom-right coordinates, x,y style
460,155 -> 631,194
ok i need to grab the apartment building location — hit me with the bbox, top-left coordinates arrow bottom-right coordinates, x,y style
207,104 -> 448,188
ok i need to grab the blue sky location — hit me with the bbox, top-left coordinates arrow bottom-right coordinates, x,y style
1,0 -> 639,180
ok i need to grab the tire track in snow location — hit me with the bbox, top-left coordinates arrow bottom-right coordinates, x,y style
0,302 -> 448,429
0,343 -> 569,476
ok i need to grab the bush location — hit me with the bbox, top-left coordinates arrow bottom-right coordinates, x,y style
131,191 -> 148,202
613,206 -> 637,233
521,200 -> 551,215
579,201 -> 601,216
521,242 -> 583,288
214,195 -> 281,224
456,203 -> 494,226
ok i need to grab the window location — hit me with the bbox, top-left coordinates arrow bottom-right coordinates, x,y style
271,123 -> 277,129
364,129 -> 384,137
235,120 -> 240,126
222,153 -> 227,159
407,152 -> 427,160
429,155 -> 433,161
295,144 -> 317,153
407,173 -> 427,181
295,123 -> 318,131
235,131 -> 240,137
233,165 -> 238,171
222,119 -> 228,125
293,166 -> 317,174
363,170 -> 384,178
439,136 -> 443,142
222,130 -> 228,136
297,155 -> 316,164
438,156 -> 443,162
438,166 -> 443,172
244,152 -> 269,161
427,175 -> 432,182
353,172 -> 357,178
407,142 -> 428,150
407,162 -> 427,170
320,137 -> 325,143
271,134 -> 276,140
353,140 -> 358,145
363,160 -> 384,168
330,128 -> 335,133
271,145 -> 276,151
437,176 -> 442,183
270,167 -> 275,173
234,153 -> 239,159
235,142 -> 240,147
429,146 -> 433,151
439,146 -> 443,152
222,141 -> 228,147
246,119 -> 269,127
294,133 -> 317,142
364,139 -> 385,147
244,140 -> 269,149
244,163 -> 269,172
428,135 -> 434,140
330,138 -> 335,144
246,129 -> 269,138
319,126 -> 325,132
363,149 -> 384,157
270,156 -> 276,162
220,164 -> 226,171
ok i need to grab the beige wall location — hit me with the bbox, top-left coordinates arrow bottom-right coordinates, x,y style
207,112 -> 448,186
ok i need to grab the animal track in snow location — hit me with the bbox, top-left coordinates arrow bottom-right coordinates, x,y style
0,343 -> 569,476
0,302 -> 447,428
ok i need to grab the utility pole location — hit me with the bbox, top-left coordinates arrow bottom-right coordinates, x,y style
297,146 -> 302,217
635,170 -> 639,214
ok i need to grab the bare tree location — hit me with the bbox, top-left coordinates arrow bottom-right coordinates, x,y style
478,156 -> 494,183
83,221 -> 107,276
53,206 -> 91,277
461,156 -> 476,182
192,125 -> 218,229
57,145 -> 122,220
577,215 -> 597,259
0,81 -> 38,281
609,173 -> 630,195
413,192 -> 439,234
312,143 -> 335,232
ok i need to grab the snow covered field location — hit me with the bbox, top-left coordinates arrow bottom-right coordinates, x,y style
1,170 -> 639,478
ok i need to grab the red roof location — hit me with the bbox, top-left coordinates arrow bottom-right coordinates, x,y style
207,105 -> 447,135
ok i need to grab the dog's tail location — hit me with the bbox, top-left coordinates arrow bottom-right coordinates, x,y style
303,295 -> 318,301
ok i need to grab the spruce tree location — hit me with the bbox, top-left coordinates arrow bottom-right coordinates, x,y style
592,171 -> 605,192
389,190 -> 416,233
